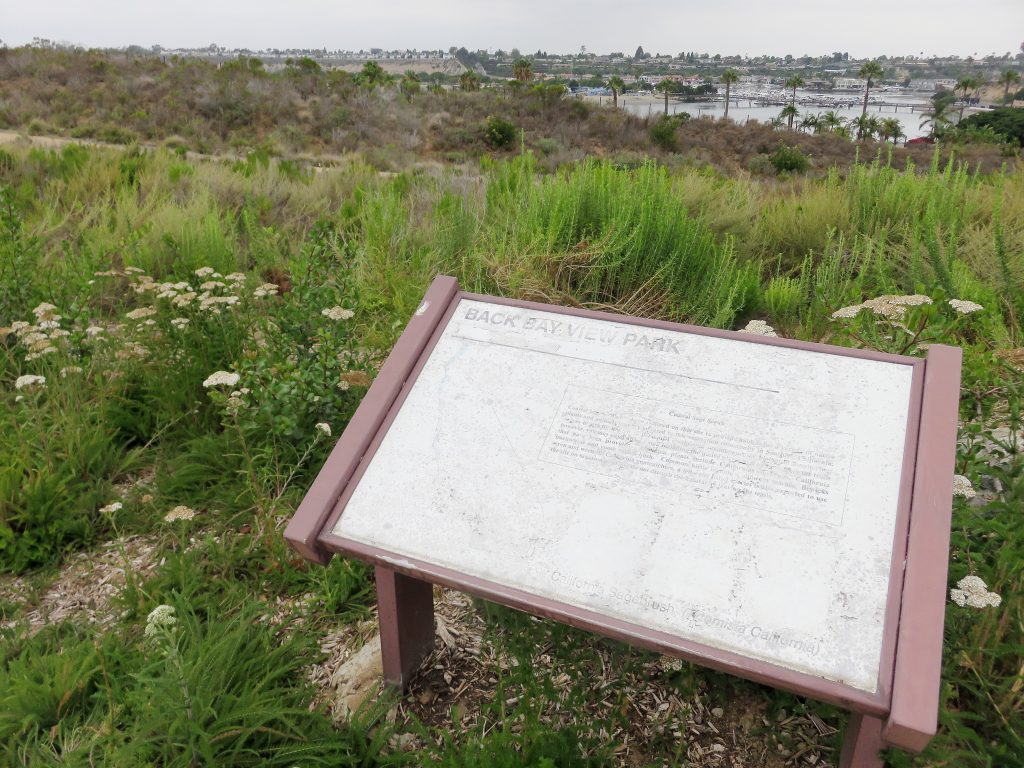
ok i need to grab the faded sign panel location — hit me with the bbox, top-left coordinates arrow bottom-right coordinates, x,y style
334,299 -> 914,693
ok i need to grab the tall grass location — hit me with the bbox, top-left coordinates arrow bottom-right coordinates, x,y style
1,143 -> 1021,767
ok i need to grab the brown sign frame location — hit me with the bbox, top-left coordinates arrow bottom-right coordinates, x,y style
285,275 -> 962,768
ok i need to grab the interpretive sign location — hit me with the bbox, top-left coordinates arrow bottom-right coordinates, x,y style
286,276 -> 962,768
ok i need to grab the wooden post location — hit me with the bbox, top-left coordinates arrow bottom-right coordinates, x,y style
839,714 -> 886,768
376,566 -> 435,690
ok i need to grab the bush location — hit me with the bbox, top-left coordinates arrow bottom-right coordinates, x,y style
769,143 -> 810,174
483,116 -> 517,149
648,113 -> 690,151
957,108 -> 1024,148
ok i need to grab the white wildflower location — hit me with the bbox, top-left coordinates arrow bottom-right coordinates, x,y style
60,366 -> 83,377
38,319 -> 62,329
315,422 -> 332,437
126,307 -> 157,320
172,292 -> 197,308
48,328 -> 71,338
321,306 -> 354,321
94,269 -> 123,277
10,321 -> 30,334
199,280 -> 225,291
949,574 -> 1001,609
115,342 -> 149,360
99,501 -> 123,514
949,299 -> 983,315
25,348 -> 57,360
85,325 -> 105,336
124,266 -> 145,275
658,656 -> 684,673
144,604 -> 178,639
164,505 -> 197,522
156,289 -> 178,299
202,370 -> 240,388
20,331 -> 48,345
337,380 -> 350,391
199,295 -> 240,310
32,302 -> 58,318
224,272 -> 246,283
15,395 -> 23,403
952,474 -> 976,499
739,319 -> 778,337
14,375 -> 46,390
194,266 -> 215,277
170,318 -> 189,329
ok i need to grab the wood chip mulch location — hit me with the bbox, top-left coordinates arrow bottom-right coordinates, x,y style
307,587 -> 841,767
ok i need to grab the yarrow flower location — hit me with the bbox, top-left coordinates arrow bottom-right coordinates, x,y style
952,474 -> 976,499
60,366 -> 83,377
253,283 -> 279,299
125,307 -> 157,320
164,505 -> 197,522
315,422 -> 332,437
170,318 -> 190,329
738,319 -> 778,337
32,302 -> 59,319
14,375 -> 46,390
832,295 -> 933,321
99,501 -> 123,514
950,575 -> 1001,609
948,299 -> 983,315
85,325 -> 105,336
194,266 -> 216,277
224,272 -> 246,283
144,604 -> 178,639
202,370 -> 240,388
321,306 -> 354,321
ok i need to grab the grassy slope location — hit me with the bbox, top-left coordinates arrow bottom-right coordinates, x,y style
0,139 -> 1021,766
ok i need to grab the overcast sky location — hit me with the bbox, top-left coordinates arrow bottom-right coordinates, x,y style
4,0 -> 1023,58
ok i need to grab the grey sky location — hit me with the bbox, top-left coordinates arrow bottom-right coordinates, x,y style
4,0 -> 1023,58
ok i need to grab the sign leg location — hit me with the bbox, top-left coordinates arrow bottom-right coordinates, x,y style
375,566 -> 434,691
839,713 -> 886,768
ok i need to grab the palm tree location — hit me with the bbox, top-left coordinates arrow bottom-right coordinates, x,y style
857,60 -> 884,137
780,103 -> 799,130
799,114 -> 820,133
512,58 -> 532,83
819,110 -> 845,133
997,69 -> 1021,104
785,75 -> 805,111
920,94 -> 955,138
879,117 -> 905,145
399,71 -> 421,100
720,69 -> 739,119
607,75 -> 625,108
459,71 -> 480,92
954,76 -> 980,122
656,79 -> 675,115
850,114 -> 878,141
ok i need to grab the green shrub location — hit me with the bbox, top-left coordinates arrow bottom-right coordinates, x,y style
769,144 -> 810,174
483,116 -> 517,149
762,275 -> 804,322
958,107 -> 1024,148
648,113 -> 689,151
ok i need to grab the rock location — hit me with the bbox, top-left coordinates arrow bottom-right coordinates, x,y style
330,632 -> 383,717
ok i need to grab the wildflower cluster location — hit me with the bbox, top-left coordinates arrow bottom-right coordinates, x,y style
831,294 -> 932,321
144,604 -> 178,641
949,575 -> 1002,609
738,319 -> 778,338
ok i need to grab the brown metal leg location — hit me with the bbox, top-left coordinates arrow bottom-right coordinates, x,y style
839,713 -> 886,768
375,566 -> 435,691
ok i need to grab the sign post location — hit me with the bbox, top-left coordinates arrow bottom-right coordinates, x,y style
286,275 -> 961,767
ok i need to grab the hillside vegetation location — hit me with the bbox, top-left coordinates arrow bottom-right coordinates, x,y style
0,60 -> 1022,768
0,47 -> 1015,174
